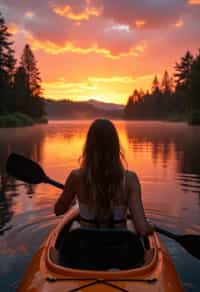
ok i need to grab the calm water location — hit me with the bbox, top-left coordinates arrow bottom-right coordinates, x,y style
0,120 -> 200,291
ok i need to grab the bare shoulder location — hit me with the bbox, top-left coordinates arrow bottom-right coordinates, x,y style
70,168 -> 82,177
125,170 -> 140,191
66,168 -> 82,184
126,170 -> 139,182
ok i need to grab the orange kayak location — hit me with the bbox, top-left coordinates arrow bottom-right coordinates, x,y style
18,207 -> 183,292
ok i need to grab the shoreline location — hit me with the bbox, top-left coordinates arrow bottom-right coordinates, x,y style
0,113 -> 48,128
1,114 -> 200,127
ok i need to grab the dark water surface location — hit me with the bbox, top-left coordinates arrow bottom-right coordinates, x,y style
0,120 -> 200,291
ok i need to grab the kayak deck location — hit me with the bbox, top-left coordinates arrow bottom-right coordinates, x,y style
18,207 -> 184,291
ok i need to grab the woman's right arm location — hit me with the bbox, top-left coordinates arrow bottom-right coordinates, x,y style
127,171 -> 154,236
54,170 -> 78,216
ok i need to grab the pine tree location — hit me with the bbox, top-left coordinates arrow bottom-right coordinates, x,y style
174,51 -> 194,116
139,89 -> 145,100
152,75 -> 160,94
151,75 -> 163,118
19,44 -> 45,118
174,51 -> 193,89
160,71 -> 175,117
161,71 -> 173,94
124,95 -> 134,119
132,89 -> 140,103
13,66 -> 30,113
0,12 -> 16,113
20,44 -> 42,97
189,49 -> 200,111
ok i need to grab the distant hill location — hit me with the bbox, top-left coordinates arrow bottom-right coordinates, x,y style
88,99 -> 124,111
45,99 -> 124,119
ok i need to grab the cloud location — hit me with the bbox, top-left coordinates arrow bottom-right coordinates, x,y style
188,0 -> 200,4
88,76 -> 135,84
98,0 -> 188,29
135,20 -> 147,28
28,32 -> 147,58
175,19 -> 184,28
0,0 -> 195,58
43,79 -> 99,100
51,2 -> 102,21
25,11 -> 35,19
1,1 -> 199,61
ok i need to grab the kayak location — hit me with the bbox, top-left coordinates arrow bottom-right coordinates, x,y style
17,207 -> 183,292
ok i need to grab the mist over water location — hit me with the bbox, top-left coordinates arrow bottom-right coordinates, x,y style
0,120 -> 200,291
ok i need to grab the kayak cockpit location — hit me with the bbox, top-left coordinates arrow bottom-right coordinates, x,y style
50,210 -> 153,272
56,227 -> 146,270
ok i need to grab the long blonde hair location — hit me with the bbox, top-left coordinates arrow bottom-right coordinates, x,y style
81,119 -> 126,220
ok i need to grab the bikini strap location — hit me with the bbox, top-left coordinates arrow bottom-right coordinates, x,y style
80,216 -> 126,227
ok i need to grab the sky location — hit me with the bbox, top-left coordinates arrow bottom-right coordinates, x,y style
1,0 -> 200,104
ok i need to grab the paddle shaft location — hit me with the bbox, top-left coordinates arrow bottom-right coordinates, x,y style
45,177 -> 64,190
155,227 -> 179,241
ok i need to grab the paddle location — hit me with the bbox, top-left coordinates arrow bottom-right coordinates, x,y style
155,227 -> 200,260
6,153 -> 64,190
6,153 -> 200,260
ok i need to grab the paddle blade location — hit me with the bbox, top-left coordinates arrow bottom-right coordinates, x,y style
178,234 -> 200,260
6,153 -> 47,184
156,227 -> 200,260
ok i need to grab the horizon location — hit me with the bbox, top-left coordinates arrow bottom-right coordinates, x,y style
1,0 -> 200,104
46,96 -> 125,106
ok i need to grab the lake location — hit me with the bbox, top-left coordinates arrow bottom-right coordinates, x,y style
0,120 -> 200,291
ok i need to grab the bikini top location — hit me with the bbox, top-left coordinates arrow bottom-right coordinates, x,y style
78,172 -> 128,227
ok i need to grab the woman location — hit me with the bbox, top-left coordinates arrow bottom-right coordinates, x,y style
55,119 -> 153,236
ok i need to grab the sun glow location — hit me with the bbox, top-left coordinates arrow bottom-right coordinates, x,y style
43,74 -> 154,104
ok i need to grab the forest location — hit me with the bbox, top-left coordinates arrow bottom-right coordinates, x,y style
124,50 -> 200,124
0,12 -> 46,127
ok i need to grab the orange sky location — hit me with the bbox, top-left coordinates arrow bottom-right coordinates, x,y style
1,0 -> 200,104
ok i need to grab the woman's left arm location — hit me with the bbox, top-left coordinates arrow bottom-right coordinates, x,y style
54,170 -> 78,216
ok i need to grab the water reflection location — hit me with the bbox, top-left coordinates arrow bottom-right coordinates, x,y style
125,122 -> 182,169
125,121 -> 200,187
0,126 -> 45,233
0,121 -> 199,291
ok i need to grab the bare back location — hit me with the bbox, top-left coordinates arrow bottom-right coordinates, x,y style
54,169 -> 153,235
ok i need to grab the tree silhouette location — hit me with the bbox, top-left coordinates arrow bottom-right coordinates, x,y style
174,51 -> 193,90
16,44 -> 46,118
0,12 -> 16,113
174,51 -> 194,116
13,66 -> 30,113
161,71 -> 173,94
189,49 -> 200,112
124,95 -> 134,119
20,44 -> 42,97
151,76 -> 163,118
152,75 -> 160,94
